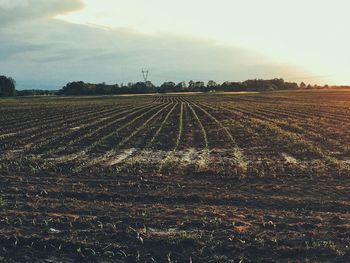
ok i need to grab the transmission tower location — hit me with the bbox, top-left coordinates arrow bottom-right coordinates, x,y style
142,69 -> 149,82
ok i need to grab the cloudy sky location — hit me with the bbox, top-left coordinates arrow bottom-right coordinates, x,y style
0,0 -> 349,89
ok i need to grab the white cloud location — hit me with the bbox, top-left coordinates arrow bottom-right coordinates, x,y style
0,0 -> 316,89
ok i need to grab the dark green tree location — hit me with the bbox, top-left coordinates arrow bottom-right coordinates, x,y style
0,76 -> 16,97
207,80 -> 218,89
159,82 -> 176,93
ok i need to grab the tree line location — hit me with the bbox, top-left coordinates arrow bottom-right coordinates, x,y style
1,74 -> 349,97
58,78 -> 300,96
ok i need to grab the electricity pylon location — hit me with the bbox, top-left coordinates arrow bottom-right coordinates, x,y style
142,69 -> 149,82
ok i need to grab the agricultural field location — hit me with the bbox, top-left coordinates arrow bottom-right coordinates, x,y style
1,90 -> 350,262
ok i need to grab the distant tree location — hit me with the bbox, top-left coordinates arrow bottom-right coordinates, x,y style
159,82 -> 176,93
207,80 -> 218,90
282,82 -> 299,90
195,81 -> 205,91
189,81 -> 205,91
221,81 -> 242,92
0,76 -> 16,97
270,78 -> 285,89
300,82 -> 307,89
145,81 -> 155,89
129,82 -> 156,93
16,89 -> 56,96
60,81 -> 87,95
175,81 -> 187,91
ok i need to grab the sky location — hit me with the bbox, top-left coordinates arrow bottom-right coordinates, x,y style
0,0 -> 349,89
